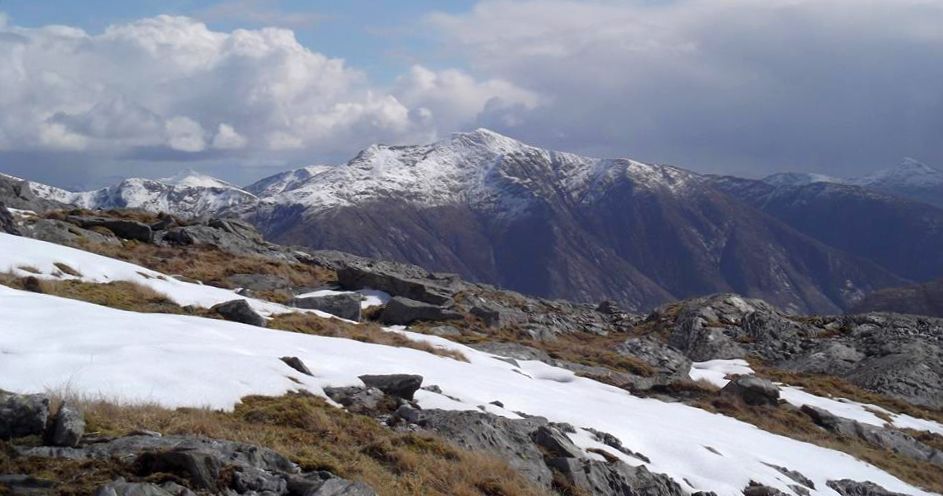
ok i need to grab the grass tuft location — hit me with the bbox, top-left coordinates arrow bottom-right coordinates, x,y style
270,313 -> 468,362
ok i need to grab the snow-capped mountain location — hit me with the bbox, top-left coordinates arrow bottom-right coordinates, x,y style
17,169 -> 259,218
235,129 -> 903,314
763,158 -> 943,207
11,129 -> 942,313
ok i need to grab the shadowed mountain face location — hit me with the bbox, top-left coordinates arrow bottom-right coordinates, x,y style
851,277 -> 943,317
5,130 -> 926,314
707,177 -> 943,283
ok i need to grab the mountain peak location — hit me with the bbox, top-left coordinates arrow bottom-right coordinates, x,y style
899,157 -> 938,174
159,169 -> 236,189
447,128 -> 530,153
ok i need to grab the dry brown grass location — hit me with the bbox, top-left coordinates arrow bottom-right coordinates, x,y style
690,394 -> 943,493
752,362 -> 943,424
0,273 -> 209,316
70,393 -> 548,496
270,313 -> 468,362
411,319 -> 653,377
75,240 -> 334,292
52,262 -> 82,277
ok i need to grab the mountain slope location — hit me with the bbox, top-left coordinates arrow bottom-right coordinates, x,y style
240,130 -> 902,313
8,130 -> 920,313
850,277 -> 943,317
709,176 -> 943,283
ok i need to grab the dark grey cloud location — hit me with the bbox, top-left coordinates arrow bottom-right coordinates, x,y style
432,0 -> 943,177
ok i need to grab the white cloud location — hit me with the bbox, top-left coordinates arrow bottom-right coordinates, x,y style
212,123 -> 248,150
393,65 -> 539,133
165,116 -> 207,152
0,14 -> 531,170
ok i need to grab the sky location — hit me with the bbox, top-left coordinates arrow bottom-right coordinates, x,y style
0,0 -> 940,189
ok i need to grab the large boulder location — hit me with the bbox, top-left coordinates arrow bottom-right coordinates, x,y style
414,409 -> 554,488
0,390 -> 50,439
294,293 -> 362,321
46,403 -> 85,448
159,218 -> 298,262
378,297 -> 462,325
211,299 -> 267,327
547,458 -> 688,496
358,374 -> 423,401
0,202 -> 19,235
616,337 -> 692,383
318,252 -> 458,305
721,376 -> 781,406
827,480 -> 908,496
66,216 -> 153,243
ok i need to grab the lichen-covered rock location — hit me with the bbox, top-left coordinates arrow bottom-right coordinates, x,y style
46,403 -> 85,448
0,390 -> 49,439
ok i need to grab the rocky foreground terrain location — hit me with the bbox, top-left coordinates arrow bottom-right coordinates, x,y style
1,188 -> 943,495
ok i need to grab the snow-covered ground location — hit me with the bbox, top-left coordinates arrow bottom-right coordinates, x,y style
690,359 -> 943,435
0,285 -> 933,496
0,233 -> 302,318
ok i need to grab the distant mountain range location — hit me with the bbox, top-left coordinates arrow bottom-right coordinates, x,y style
4,129 -> 942,314
764,157 -> 943,208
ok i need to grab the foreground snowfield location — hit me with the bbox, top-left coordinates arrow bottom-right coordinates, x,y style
0,285 -> 933,496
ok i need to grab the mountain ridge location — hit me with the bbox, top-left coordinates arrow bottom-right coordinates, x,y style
3,129 -> 931,314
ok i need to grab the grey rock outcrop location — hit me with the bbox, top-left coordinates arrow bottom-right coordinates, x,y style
378,297 -> 463,325
827,480 -> 908,496
414,409 -> 554,487
18,433 -> 375,496
548,458 -> 687,496
721,376 -> 781,406
318,252 -> 459,306
65,215 -> 153,243
323,386 -> 388,414
802,405 -> 942,465
651,294 -> 943,409
211,299 -> 267,328
46,403 -> 85,448
0,202 -> 19,235
357,374 -> 423,401
0,390 -> 49,439
94,479 -> 188,496
294,293 -> 362,321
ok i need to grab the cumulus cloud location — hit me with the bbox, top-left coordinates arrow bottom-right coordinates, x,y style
212,124 -> 248,150
428,0 -> 943,175
0,14 -> 534,183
